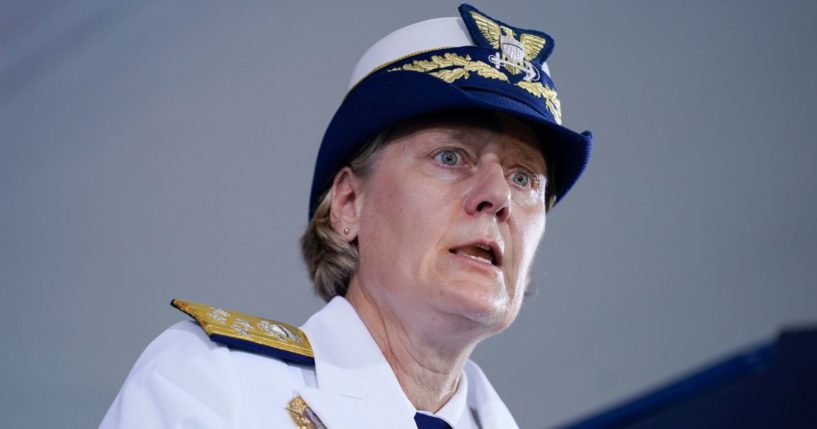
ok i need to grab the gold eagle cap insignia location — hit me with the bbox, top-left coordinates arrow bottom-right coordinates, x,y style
469,11 -> 547,63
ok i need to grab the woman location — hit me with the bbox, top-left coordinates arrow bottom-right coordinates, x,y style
101,4 -> 591,428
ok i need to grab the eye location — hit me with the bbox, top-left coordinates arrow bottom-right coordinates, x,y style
510,170 -> 533,188
434,148 -> 463,166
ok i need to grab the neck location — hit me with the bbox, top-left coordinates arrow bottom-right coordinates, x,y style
345,278 -> 479,412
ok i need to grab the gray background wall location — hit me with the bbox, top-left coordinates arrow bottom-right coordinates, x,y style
1,1 -> 816,428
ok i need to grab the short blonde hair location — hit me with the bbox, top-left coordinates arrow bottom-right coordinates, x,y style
300,130 -> 391,301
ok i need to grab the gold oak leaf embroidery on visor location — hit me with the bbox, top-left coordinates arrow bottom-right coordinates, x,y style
516,81 -> 562,124
388,53 -> 509,83
387,53 -> 562,125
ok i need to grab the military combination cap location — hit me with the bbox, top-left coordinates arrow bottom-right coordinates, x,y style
309,3 -> 592,218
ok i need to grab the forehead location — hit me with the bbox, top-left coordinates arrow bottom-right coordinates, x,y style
390,110 -> 545,164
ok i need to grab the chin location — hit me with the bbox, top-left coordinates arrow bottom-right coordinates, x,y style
441,281 -> 520,334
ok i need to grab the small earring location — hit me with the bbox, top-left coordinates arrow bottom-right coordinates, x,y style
343,228 -> 350,235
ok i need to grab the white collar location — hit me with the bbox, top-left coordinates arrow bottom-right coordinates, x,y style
299,297 -> 517,429
417,369 -> 469,427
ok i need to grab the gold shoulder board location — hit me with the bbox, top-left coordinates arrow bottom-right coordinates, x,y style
171,298 -> 314,366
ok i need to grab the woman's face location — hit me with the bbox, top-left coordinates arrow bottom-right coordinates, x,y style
351,113 -> 548,337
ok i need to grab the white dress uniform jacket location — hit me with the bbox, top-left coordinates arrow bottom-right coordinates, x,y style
100,297 -> 519,428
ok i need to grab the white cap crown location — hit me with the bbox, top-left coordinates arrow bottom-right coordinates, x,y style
348,16 -> 550,90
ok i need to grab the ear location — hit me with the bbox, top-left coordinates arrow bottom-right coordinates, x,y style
329,167 -> 364,241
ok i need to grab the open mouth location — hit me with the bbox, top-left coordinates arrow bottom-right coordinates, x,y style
450,243 -> 500,267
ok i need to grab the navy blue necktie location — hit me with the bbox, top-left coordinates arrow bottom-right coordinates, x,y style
414,413 -> 452,429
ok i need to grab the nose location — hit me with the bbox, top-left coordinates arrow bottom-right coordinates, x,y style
464,161 -> 511,222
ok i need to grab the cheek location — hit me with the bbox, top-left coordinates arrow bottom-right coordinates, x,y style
374,167 -> 455,221
360,174 -> 441,260
506,216 -> 545,315
511,211 -> 546,277
525,215 -> 546,254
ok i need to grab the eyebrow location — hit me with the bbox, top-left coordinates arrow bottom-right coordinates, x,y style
508,145 -> 547,173
445,128 -> 546,171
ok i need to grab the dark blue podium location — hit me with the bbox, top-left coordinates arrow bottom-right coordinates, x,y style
561,327 -> 817,429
